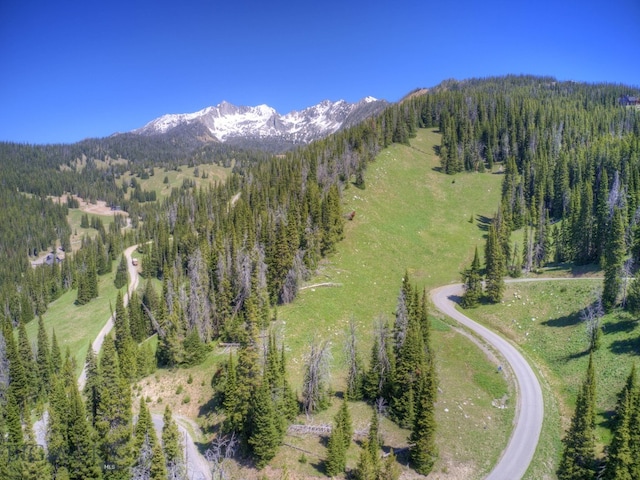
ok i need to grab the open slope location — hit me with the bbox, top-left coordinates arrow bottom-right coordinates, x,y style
267,128 -> 512,477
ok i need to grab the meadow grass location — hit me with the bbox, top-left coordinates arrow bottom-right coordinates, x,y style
26,260 -> 124,376
135,129 -> 511,478
258,129 -> 511,477
120,163 -> 230,200
463,278 -> 640,478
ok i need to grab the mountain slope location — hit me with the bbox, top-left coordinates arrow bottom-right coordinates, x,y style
132,97 -> 388,151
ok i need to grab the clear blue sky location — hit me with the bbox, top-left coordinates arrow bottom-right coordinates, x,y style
1,0 -> 639,144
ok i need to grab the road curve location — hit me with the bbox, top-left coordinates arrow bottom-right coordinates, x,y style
77,244 -> 140,390
74,243 -> 212,479
431,283 -> 544,480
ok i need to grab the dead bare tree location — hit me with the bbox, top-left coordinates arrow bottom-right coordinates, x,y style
130,435 -> 153,480
302,340 -> 332,416
187,248 -> 212,341
205,433 -> 238,480
0,330 -> 8,403
344,318 -> 363,399
581,293 -> 604,352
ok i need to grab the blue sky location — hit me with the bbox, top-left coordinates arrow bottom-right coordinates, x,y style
1,0 -> 639,144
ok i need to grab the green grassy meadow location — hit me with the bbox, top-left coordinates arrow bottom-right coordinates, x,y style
120,163 -> 230,200
464,278 -> 640,478
27,259 -> 123,376
28,162 -> 230,374
269,129 -> 512,478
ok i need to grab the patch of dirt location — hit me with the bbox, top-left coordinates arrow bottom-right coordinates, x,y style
135,367 -> 216,423
50,194 -> 129,216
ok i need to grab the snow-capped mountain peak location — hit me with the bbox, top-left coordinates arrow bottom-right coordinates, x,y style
132,97 -> 388,151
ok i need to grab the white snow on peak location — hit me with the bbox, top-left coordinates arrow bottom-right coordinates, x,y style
133,96 -> 385,144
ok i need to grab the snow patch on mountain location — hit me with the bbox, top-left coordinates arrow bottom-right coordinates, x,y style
132,97 -> 386,148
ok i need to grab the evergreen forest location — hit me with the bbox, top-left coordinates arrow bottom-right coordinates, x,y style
0,74 -> 639,479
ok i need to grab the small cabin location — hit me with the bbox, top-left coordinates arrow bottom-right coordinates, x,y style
619,95 -> 640,106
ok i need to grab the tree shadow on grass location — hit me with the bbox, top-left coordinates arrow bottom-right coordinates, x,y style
609,336 -> 640,355
541,312 -> 582,328
598,410 -> 617,431
476,215 -> 492,232
603,318 -> 638,335
563,349 -> 590,361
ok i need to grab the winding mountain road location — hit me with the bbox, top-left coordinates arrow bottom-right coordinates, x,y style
74,243 -> 212,479
77,244 -> 140,390
431,283 -> 544,480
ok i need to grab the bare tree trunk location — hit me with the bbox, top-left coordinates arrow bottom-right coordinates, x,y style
302,340 -> 332,415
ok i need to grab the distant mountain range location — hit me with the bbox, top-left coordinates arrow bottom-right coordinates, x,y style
129,97 -> 388,152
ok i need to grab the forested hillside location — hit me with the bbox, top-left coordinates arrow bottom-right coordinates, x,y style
0,75 -> 639,478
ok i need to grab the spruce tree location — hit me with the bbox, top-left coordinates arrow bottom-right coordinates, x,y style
67,385 -> 102,480
0,403 -> 9,480
113,291 -> 137,381
557,353 -> 597,480
602,208 -> 626,312
84,343 -> 100,426
161,405 -> 184,476
150,441 -> 168,480
47,373 -> 70,474
485,221 -> 505,303
248,379 -> 280,468
461,247 -> 483,308
325,397 -> 352,476
354,439 -> 377,480
51,328 -> 62,375
6,392 -> 24,478
604,384 -> 635,479
409,368 -> 438,476
35,315 -> 52,399
114,254 -> 128,289
95,336 -> 132,480
17,322 -> 37,404
625,275 -> 640,314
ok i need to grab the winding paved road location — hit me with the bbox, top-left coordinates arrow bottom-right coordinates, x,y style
431,283 -> 544,480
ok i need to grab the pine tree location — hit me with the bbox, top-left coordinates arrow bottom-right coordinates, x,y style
150,441 -> 168,480
461,247 -> 483,308
625,275 -> 640,314
484,221 -> 505,303
6,392 -> 24,478
557,353 -> 597,480
17,321 -> 37,404
602,208 -> 626,312
409,368 -> 437,476
35,315 -> 52,399
114,254 -> 128,289
95,336 -> 132,480
604,382 -> 635,479
51,328 -> 62,375
67,385 -> 102,480
325,397 -> 352,476
84,343 -> 100,426
161,405 -> 184,475
113,291 -> 137,381
248,379 -> 280,468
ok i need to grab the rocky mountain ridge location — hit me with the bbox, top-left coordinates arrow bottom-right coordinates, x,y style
132,96 -> 388,151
